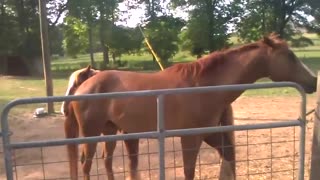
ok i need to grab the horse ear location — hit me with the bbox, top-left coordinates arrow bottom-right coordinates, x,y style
269,32 -> 280,39
263,36 -> 276,49
85,65 -> 91,73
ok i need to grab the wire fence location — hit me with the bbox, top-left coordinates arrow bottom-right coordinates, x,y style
0,82 -> 312,180
5,124 -> 313,180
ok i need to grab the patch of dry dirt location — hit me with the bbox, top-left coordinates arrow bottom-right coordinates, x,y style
0,96 -> 317,180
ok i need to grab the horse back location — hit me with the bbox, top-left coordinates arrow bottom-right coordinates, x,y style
72,70 -> 222,133
76,70 -> 195,94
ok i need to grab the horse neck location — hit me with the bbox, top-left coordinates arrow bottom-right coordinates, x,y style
197,46 -> 269,104
198,46 -> 269,85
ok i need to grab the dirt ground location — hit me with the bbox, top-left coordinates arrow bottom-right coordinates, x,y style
0,95 -> 317,180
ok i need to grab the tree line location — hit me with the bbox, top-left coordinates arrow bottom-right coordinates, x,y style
0,0 -> 319,67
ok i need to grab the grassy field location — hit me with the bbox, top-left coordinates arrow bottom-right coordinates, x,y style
1,34 -> 320,113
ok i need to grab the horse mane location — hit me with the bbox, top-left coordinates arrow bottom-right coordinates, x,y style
62,66 -> 100,115
261,32 -> 288,48
165,42 -> 261,78
165,33 -> 287,79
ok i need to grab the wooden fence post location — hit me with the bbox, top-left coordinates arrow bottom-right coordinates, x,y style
38,0 -> 54,113
310,71 -> 320,180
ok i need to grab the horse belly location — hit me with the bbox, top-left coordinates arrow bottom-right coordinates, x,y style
108,94 -> 225,133
109,97 -> 158,133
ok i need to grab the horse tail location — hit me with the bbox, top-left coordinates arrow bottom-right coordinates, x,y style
64,104 -> 79,180
61,85 -> 77,116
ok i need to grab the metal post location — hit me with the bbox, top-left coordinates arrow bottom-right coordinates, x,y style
299,98 -> 306,180
296,76 -> 307,180
157,95 -> 165,180
1,107 -> 14,180
310,71 -> 320,180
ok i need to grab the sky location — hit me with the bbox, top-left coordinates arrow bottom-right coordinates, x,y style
55,1 -> 314,29
115,1 -> 189,27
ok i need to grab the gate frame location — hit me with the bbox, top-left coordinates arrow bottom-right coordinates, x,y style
1,82 -> 307,180
310,72 -> 320,179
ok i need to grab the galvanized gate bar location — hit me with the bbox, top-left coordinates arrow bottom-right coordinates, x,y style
9,132 -> 160,149
1,82 -> 307,180
0,82 -> 306,106
8,120 -> 301,149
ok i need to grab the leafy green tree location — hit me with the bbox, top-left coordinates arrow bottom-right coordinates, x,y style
172,0 -> 241,57
109,25 -> 143,61
49,24 -> 64,56
67,0 -> 98,66
306,0 -> 320,35
63,16 -> 88,58
144,15 -> 185,62
0,0 -> 21,55
0,0 -> 42,58
94,0 -> 124,68
237,0 -> 320,42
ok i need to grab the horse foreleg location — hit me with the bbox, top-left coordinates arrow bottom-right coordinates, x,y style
205,105 -> 236,180
181,135 -> 203,180
65,114 -> 79,180
204,131 -> 235,180
102,122 -> 118,180
124,138 -> 140,180
81,142 -> 98,180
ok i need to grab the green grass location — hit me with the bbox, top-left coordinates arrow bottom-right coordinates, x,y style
0,77 -> 68,113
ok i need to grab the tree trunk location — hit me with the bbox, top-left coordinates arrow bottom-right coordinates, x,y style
98,6 -> 109,69
112,52 -> 116,63
261,2 -> 266,35
278,0 -> 287,38
207,0 -> 215,52
100,39 -> 109,69
88,25 -> 95,67
0,0 -> 5,16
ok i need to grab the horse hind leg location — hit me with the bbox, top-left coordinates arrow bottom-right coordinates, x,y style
180,135 -> 203,180
81,142 -> 98,180
65,110 -> 79,180
124,138 -> 140,180
81,124 -> 101,180
101,122 -> 118,180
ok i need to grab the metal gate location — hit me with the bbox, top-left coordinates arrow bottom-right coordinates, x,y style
0,82 -> 307,180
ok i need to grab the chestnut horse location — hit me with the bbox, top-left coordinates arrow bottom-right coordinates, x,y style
63,67 -> 235,180
66,33 -> 317,180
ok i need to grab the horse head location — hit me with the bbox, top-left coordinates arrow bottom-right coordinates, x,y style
263,33 -> 317,93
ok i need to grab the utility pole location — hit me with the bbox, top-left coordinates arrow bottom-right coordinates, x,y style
38,0 -> 54,113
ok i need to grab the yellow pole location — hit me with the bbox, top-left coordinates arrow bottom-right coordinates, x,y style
139,25 -> 165,71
